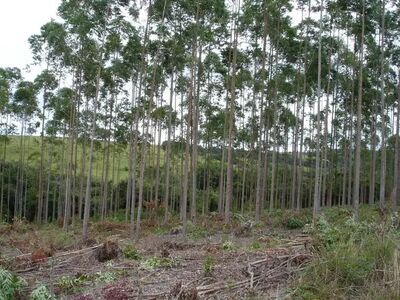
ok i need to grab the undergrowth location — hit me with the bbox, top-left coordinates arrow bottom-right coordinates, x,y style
141,256 -> 176,269
0,267 -> 25,299
122,244 -> 141,260
292,207 -> 400,299
30,284 -> 56,300
56,270 -> 120,293
203,255 -> 214,276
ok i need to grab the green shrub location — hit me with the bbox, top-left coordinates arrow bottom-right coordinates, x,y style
203,256 -> 214,275
153,226 -> 169,235
222,240 -> 234,251
0,268 -> 26,300
249,240 -> 262,250
141,257 -> 175,269
30,284 -> 56,300
285,217 -> 304,229
292,211 -> 399,299
122,245 -> 141,260
56,274 -> 89,293
282,211 -> 311,229
188,223 -> 208,239
94,271 -> 116,283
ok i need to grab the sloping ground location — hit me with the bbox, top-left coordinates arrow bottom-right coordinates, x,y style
0,222 -> 312,299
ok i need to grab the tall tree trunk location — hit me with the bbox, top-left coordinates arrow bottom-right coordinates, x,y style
369,108 -> 377,205
378,1 -> 386,210
313,0 -> 324,218
191,38 -> 201,221
321,43 -> 332,207
225,0 -> 240,222
63,80 -> 77,230
102,92 -> 114,219
37,76 -> 48,223
395,70 -> 400,210
136,0 -> 167,238
164,71 -> 174,224
82,51 -> 103,241
255,7 -> 268,221
0,115 -> 9,221
44,155 -> 52,223
353,0 -> 365,220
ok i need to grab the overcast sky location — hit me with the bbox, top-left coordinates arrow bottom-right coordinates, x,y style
0,0 -> 61,80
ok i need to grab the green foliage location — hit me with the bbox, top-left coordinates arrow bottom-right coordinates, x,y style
284,217 -> 305,229
42,226 -> 75,250
203,255 -> 214,276
94,271 -> 116,284
122,245 -> 141,260
141,257 -> 175,269
56,274 -> 89,293
282,211 -> 312,229
222,240 -> 235,251
55,271 -> 119,294
292,211 -> 400,299
30,284 -> 56,300
0,268 -> 26,300
187,222 -> 208,239
248,240 -> 262,251
153,226 -> 169,235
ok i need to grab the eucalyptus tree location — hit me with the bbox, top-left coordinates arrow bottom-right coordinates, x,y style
11,81 -> 38,218
224,0 -> 241,222
0,67 -> 21,220
117,11 -> 143,233
378,0 -> 387,210
293,0 -> 315,211
56,0 -> 135,240
98,20 -> 133,220
160,29 -> 186,224
200,52 -> 227,214
264,0 -> 294,211
29,20 -> 71,222
33,71 -> 58,222
353,0 -> 365,219
241,0 -> 270,220
135,0 -> 169,238
396,69 -> 400,209
312,0 -> 324,218
191,0 -> 228,221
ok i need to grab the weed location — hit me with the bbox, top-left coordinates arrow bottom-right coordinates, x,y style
203,255 -> 214,275
56,275 -> 89,293
30,284 -> 56,300
292,210 -> 400,299
222,240 -> 234,251
94,271 -> 116,284
47,230 -> 75,250
0,268 -> 26,300
141,257 -> 175,269
282,211 -> 311,229
285,217 -> 304,229
188,222 -> 208,239
153,226 -> 169,235
122,244 -> 140,260
249,240 -> 262,250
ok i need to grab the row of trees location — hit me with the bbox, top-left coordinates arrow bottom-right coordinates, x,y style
0,0 -> 400,240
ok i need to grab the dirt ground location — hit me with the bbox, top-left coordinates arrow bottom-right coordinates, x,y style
0,218 -> 312,299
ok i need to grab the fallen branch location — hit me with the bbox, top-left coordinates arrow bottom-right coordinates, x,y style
197,253 -> 308,296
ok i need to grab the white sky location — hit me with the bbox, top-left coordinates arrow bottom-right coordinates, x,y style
0,0 -> 61,81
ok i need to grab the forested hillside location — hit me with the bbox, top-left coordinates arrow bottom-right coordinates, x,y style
1,0 -> 399,234
0,0 -> 400,298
